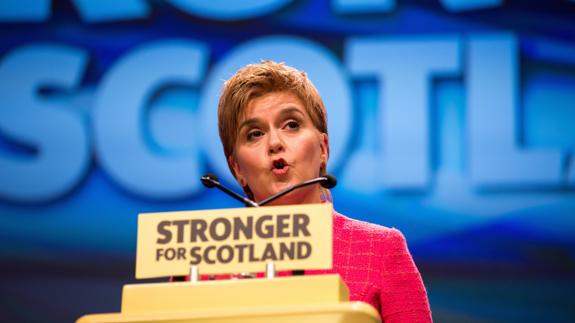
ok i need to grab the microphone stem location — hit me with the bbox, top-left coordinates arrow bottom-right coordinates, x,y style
257,176 -> 327,206
213,181 -> 259,207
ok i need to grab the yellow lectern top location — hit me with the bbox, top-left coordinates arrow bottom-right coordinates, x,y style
77,274 -> 381,323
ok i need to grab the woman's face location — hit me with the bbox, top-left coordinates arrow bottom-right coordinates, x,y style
229,91 -> 328,205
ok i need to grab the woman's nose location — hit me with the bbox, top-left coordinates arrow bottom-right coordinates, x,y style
267,129 -> 284,154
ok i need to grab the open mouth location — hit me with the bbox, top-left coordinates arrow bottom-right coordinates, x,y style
273,159 -> 286,169
272,159 -> 289,175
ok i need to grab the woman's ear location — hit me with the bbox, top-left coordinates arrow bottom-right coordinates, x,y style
228,155 -> 247,187
319,133 -> 329,168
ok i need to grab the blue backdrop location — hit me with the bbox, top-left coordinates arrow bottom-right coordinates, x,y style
1,1 -> 574,322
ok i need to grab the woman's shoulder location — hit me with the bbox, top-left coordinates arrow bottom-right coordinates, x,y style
333,210 -> 407,245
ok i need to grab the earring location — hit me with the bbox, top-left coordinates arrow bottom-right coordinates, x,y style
238,176 -> 247,187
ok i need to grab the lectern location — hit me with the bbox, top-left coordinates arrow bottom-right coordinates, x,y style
77,204 -> 381,323
77,274 -> 380,323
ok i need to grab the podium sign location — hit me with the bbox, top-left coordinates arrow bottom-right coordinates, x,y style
136,203 -> 332,279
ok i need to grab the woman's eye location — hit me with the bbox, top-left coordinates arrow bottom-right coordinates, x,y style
285,120 -> 300,130
247,130 -> 263,140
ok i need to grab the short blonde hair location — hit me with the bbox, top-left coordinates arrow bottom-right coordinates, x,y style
217,61 -> 328,178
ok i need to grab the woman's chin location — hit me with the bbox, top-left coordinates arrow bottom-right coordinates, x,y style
255,191 -> 292,206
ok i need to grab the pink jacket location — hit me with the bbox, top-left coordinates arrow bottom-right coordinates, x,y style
306,211 -> 432,322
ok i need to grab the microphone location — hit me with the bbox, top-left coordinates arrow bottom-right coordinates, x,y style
257,174 -> 337,206
200,173 -> 337,279
201,173 -> 337,207
200,174 -> 259,207
320,174 -> 337,189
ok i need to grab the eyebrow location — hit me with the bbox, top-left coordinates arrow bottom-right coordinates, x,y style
238,106 -> 305,131
238,118 -> 259,132
278,106 -> 305,119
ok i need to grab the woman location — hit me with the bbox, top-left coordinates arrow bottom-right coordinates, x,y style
217,61 -> 432,322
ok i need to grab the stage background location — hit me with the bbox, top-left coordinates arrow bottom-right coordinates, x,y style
1,1 -> 574,322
